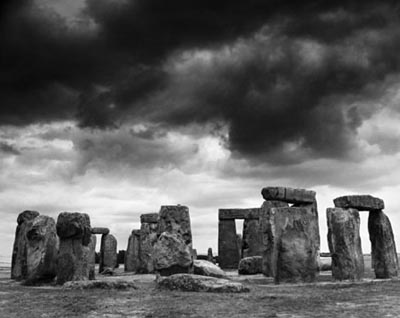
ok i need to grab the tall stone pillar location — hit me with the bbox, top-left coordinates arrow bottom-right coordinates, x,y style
327,208 -> 364,281
88,234 -> 96,280
368,210 -> 398,278
56,212 -> 92,285
218,219 -> 240,269
125,229 -> 141,272
242,219 -> 263,258
99,234 -> 117,273
137,213 -> 158,273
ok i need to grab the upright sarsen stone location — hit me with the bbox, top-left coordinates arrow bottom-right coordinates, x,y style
368,210 -> 398,278
11,210 -> 40,279
125,230 -> 141,272
218,219 -> 240,269
99,234 -> 117,273
242,219 -> 263,258
138,221 -> 158,273
327,208 -> 364,281
158,206 -> 192,245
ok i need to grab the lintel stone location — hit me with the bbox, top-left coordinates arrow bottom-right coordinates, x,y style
333,195 -> 384,211
91,227 -> 110,235
219,208 -> 260,220
140,213 -> 159,224
261,187 -> 316,204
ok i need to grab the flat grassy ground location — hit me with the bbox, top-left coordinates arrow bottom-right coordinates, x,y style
1,256 -> 399,318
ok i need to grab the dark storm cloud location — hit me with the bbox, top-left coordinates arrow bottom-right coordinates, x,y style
1,0 -> 400,163
0,142 -> 20,155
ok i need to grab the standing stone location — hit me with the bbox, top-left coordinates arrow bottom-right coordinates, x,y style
153,232 -> 193,276
272,207 -> 319,283
24,215 -> 59,284
99,234 -> 117,273
88,234 -> 96,280
368,210 -> 398,278
138,222 -> 158,273
218,219 -> 240,269
242,219 -> 263,258
207,248 -> 214,263
259,200 -> 289,276
125,230 -> 141,272
158,206 -> 192,245
327,208 -> 364,281
11,210 -> 40,279
56,212 -> 92,285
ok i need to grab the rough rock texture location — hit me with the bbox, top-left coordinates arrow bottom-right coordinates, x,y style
158,205 -> 192,245
218,219 -> 240,269
140,213 -> 158,224
124,230 -> 140,272
327,208 -> 364,281
333,195 -> 384,211
368,210 -> 398,278
261,187 -> 316,204
157,274 -> 249,293
63,280 -> 138,290
218,208 -> 260,220
11,210 -> 40,279
24,215 -> 58,284
91,227 -> 110,235
242,219 -> 263,258
270,207 -> 320,283
238,256 -> 263,275
88,234 -> 96,280
138,222 -> 158,273
259,200 -> 289,277
56,212 -> 93,285
153,232 -> 193,276
193,260 -> 226,278
99,234 -> 117,273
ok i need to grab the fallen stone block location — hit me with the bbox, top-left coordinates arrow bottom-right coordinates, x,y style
333,195 -> 384,211
238,256 -> 263,275
63,280 -> 138,290
157,274 -> 249,293
193,260 -> 226,278
261,187 -> 316,204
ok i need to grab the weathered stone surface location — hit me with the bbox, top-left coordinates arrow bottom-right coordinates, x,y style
99,234 -> 117,273
124,230 -> 140,272
158,205 -> 192,245
140,213 -> 159,224
157,274 -> 249,293
24,215 -> 58,284
88,234 -> 96,280
218,219 -> 240,269
11,210 -> 40,279
153,232 -> 193,276
261,187 -> 316,204
238,256 -> 263,275
270,207 -> 320,283
218,208 -> 261,220
56,212 -> 92,285
56,212 -> 92,245
259,200 -> 289,277
242,219 -> 263,258
91,227 -> 110,235
193,260 -> 226,278
333,195 -> 384,211
207,247 -> 214,263
368,210 -> 398,278
63,280 -> 138,290
137,223 -> 158,273
327,208 -> 364,281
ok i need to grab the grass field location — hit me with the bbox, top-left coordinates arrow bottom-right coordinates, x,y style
1,256 -> 398,318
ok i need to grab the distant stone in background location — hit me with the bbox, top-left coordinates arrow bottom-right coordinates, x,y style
56,212 -> 93,285
125,230 -> 141,272
193,260 -> 226,278
333,195 -> 384,211
153,232 -> 193,276
327,208 -> 364,281
238,256 -> 263,275
91,227 -> 110,235
207,248 -> 214,263
24,215 -> 59,284
158,206 -> 192,245
11,210 -> 40,279
88,234 -> 96,280
138,213 -> 158,273
368,210 -> 399,278
218,219 -> 240,269
99,234 -> 117,273
192,249 -> 198,260
117,250 -> 125,265
242,219 -> 263,258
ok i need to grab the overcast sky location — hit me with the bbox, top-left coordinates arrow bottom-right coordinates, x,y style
2,0 -> 400,262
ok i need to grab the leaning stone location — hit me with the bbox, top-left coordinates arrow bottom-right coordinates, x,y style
327,208 -> 364,281
125,230 -> 141,272
333,195 -> 384,211
157,274 -> 249,293
99,234 -> 117,273
238,256 -> 263,275
91,227 -> 110,235
368,210 -> 398,278
242,218 -> 263,258
218,219 -> 240,269
138,222 -> 158,273
140,213 -> 159,224
24,215 -> 58,284
261,187 -> 316,204
158,205 -> 192,245
193,260 -> 226,278
153,232 -> 193,276
11,210 -> 40,279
